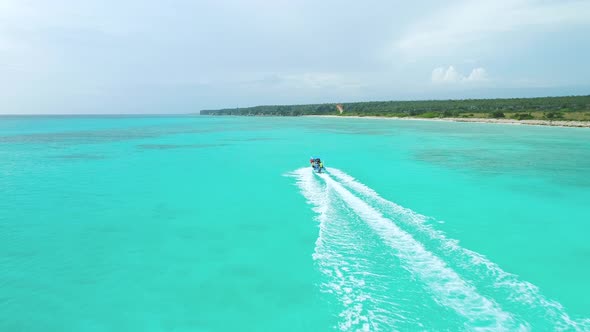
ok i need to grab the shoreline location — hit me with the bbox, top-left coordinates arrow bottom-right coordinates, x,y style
304,115 -> 590,128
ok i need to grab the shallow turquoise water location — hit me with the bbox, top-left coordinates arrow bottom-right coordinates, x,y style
1,116 -> 589,331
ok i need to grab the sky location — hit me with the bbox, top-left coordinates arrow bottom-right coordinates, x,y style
1,0 -> 589,114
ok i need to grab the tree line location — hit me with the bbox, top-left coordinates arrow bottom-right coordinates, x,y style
200,95 -> 590,119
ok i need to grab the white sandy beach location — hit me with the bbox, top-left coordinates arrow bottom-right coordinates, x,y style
305,115 -> 590,128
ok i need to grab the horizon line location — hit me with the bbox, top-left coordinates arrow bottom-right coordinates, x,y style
2,93 -> 588,116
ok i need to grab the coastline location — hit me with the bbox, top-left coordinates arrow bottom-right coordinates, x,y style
304,115 -> 590,128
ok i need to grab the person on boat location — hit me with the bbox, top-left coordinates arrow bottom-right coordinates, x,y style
310,157 -> 324,172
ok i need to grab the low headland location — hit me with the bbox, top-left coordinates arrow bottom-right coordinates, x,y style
200,95 -> 590,128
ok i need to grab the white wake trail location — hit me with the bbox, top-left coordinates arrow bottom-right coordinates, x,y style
289,168 -> 387,331
327,167 -> 590,331
317,171 -> 521,330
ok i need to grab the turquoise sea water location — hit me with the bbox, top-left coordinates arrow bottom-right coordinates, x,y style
1,115 -> 590,331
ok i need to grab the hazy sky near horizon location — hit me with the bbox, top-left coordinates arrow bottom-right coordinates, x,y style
1,0 -> 590,114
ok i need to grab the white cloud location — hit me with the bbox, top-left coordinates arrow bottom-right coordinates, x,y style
397,0 -> 590,57
466,68 -> 488,82
242,72 -> 363,90
280,73 -> 362,89
432,66 -> 488,84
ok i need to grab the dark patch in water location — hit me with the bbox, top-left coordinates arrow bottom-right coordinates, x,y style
302,121 -> 399,136
0,124 -> 235,145
50,153 -> 106,160
245,137 -> 274,141
137,143 -> 228,150
223,137 -> 275,142
0,129 -> 156,145
414,148 -> 532,175
414,147 -> 590,187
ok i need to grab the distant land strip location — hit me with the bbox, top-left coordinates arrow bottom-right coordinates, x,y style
200,95 -> 590,126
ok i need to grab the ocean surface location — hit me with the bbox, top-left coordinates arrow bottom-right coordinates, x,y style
1,115 -> 590,331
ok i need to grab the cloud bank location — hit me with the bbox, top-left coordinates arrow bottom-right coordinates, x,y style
431,66 -> 489,84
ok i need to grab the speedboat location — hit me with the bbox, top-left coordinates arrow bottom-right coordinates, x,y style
310,157 -> 325,173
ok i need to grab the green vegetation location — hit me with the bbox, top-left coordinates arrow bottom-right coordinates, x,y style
544,112 -> 564,120
490,111 -> 505,118
419,112 -> 439,118
200,95 -> 590,121
513,113 -> 534,120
